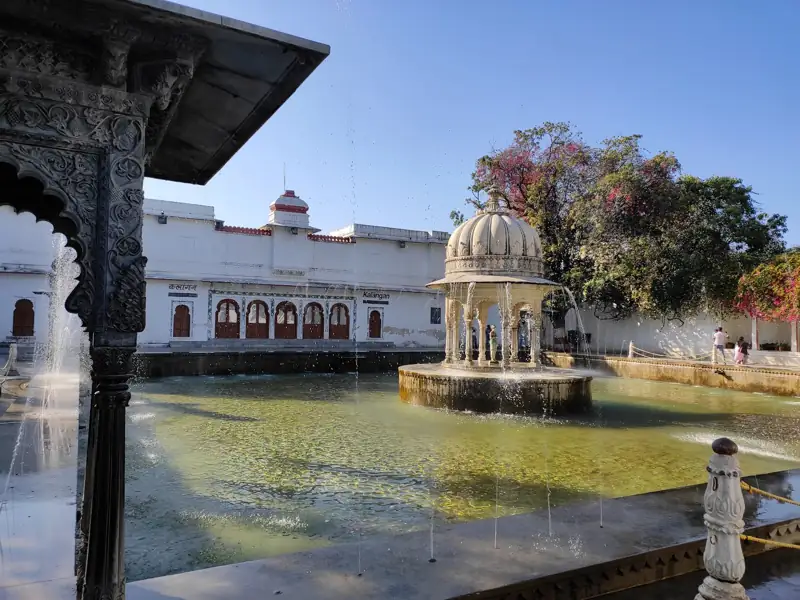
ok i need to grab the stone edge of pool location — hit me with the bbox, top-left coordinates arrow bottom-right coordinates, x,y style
133,349 -> 800,398
545,353 -> 800,397
123,469 -> 800,600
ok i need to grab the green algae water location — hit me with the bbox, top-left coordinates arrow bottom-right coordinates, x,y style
125,373 -> 800,581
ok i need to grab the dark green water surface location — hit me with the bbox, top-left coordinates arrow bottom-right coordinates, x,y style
125,372 -> 800,581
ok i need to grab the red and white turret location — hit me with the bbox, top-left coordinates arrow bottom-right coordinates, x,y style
268,190 -> 310,228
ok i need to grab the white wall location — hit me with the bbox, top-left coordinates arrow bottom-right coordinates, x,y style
141,202 -> 448,291
558,309 -> 791,357
139,279 -> 211,345
0,273 -> 50,342
0,207 -> 59,343
359,288 -> 445,346
0,206 -> 57,272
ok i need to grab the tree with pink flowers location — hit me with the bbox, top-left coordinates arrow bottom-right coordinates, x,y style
460,123 -> 787,322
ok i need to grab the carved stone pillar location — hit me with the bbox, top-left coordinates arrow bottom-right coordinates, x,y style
463,304 -> 474,366
477,306 -> 487,366
502,310 -> 512,368
695,438 -> 749,600
510,317 -> 519,363
530,315 -> 541,367
76,374 -> 97,591
80,345 -> 136,600
443,298 -> 452,363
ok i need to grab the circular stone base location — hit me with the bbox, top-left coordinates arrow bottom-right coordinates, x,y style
398,363 -> 592,415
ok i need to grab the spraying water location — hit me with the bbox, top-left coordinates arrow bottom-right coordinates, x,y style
545,443 -> 553,538
562,287 -> 589,357
493,467 -> 500,549
1,236 -> 84,511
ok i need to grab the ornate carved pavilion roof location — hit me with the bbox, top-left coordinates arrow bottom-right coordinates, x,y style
0,0 -> 329,184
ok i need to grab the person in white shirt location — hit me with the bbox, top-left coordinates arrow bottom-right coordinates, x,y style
713,327 -> 728,364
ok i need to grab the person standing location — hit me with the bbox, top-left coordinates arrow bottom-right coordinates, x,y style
713,327 -> 728,364
735,336 -> 749,365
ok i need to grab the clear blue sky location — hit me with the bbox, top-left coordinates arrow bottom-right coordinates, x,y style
145,0 -> 800,244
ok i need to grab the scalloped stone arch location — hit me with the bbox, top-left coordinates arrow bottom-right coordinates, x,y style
0,156 -> 95,329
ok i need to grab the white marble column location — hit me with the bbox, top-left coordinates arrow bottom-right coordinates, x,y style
463,304 -> 474,366
477,307 -> 487,366
502,310 -> 512,368
531,315 -> 541,367
444,298 -> 452,363
240,296 -> 246,339
510,317 -> 519,363
792,321 -> 798,353
751,316 -> 759,351
695,438 -> 748,600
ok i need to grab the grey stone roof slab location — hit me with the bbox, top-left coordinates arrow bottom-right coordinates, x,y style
115,0 -> 330,184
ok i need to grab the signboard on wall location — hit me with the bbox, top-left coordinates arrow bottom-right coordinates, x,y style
168,283 -> 198,298
362,290 -> 390,305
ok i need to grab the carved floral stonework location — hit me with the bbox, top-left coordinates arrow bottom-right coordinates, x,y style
0,29 -> 94,81
2,142 -> 98,325
445,255 -> 545,277
0,70 -> 150,116
0,85 -> 147,334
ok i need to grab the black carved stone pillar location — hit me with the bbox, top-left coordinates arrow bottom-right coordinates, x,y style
75,372 -> 97,589
80,345 -> 135,600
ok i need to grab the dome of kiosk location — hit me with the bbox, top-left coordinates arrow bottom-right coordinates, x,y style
439,187 -> 545,284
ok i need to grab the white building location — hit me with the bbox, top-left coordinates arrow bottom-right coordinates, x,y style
2,191 -> 798,365
0,191 -> 450,351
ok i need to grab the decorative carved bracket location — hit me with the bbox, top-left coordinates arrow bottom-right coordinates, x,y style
102,20 -> 141,88
132,56 -> 198,162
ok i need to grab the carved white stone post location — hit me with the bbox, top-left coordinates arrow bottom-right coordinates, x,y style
502,310 -> 512,368
696,438 -> 748,600
2,342 -> 19,376
444,298 -> 453,363
463,304 -> 474,366
510,317 -> 519,363
477,307 -> 487,366
531,315 -> 541,368
628,341 -> 634,359
443,298 -> 452,363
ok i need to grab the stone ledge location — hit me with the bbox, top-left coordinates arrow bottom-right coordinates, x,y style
544,353 -> 800,397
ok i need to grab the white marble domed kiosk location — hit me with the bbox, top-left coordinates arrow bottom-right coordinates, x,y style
399,188 -> 592,414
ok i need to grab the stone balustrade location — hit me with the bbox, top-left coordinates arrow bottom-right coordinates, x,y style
696,437 -> 749,600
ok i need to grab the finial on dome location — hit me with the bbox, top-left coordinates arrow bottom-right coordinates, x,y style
485,185 -> 503,213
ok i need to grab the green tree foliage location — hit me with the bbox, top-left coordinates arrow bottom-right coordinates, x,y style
464,123 -> 787,322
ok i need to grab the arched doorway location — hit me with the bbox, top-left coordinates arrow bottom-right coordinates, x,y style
12,299 -> 35,337
329,303 -> 350,340
215,299 -> 240,339
275,301 -> 297,339
303,302 -> 324,339
246,300 -> 269,339
172,304 -> 190,338
368,309 -> 382,339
